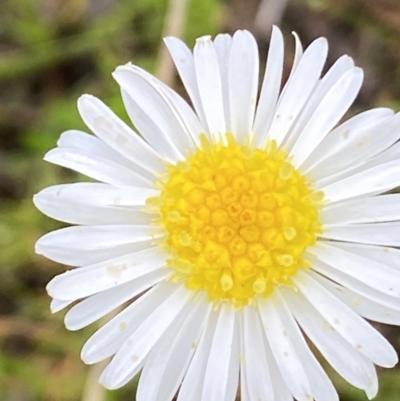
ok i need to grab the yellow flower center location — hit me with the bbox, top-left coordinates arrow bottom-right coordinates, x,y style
149,135 -> 323,306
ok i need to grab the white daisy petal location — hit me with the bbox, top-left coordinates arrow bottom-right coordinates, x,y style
136,302 -> 192,401
64,269 -> 167,331
137,294 -> 211,401
310,242 -> 400,297
262,333 -> 294,401
306,111 -> 398,179
113,66 -> 196,157
50,298 -> 74,313
277,31 -> 303,103
120,89 -> 185,162
258,297 -> 312,401
268,37 -> 328,146
319,160 -> 400,202
311,256 -> 400,312
300,107 -> 393,173
282,286 -> 378,396
81,281 -> 175,364
177,310 -> 219,401
44,147 -> 152,187
331,242 -> 400,271
36,183 -> 157,207
35,225 -> 160,266
312,272 -> 400,325
214,33 -> 232,132
201,304 -> 239,401
253,25 -> 284,146
77,95 -> 163,173
194,36 -> 226,141
314,138 -> 400,190
33,183 -> 156,225
228,30 -> 259,143
287,31 -> 303,81
100,284 -> 190,389
274,290 -> 339,401
60,132 -> 154,182
322,221 -> 400,246
294,270 -> 398,368
57,129 -> 152,178
46,247 -> 167,300
284,55 -> 354,152
321,194 -> 400,225
154,299 -> 211,401
290,67 -> 363,167
240,306 -> 274,401
163,36 -> 209,133
119,63 -> 203,147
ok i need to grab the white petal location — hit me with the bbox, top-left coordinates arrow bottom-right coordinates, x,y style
113,66 -> 196,157
313,140 -> 400,191
64,269 -> 167,331
194,36 -> 226,141
310,242 -> 400,297
120,90 -> 182,162
100,284 -> 190,389
253,26 -> 284,147
306,111 -> 398,179
258,297 -> 312,401
121,64 -> 203,146
136,294 -> 211,401
177,309 -> 219,401
36,183 -> 157,207
319,160 -> 400,202
136,302 -> 191,401
284,55 -> 354,151
163,36 -> 209,133
274,290 -> 339,401
214,33 -> 232,132
228,30 -> 259,143
81,281 -> 175,364
33,183 -> 155,225
322,221 -> 400,246
240,306 -> 274,401
44,147 -> 152,187
277,31 -> 303,101
312,272 -> 400,325
262,333 -> 294,401
290,67 -> 363,168
50,298 -> 74,313
77,95 -> 163,173
301,108 -> 394,173
287,31 -> 303,81
311,254 -> 400,312
268,37 -> 328,147
154,298 -> 212,401
294,270 -> 398,368
331,242 -> 400,271
282,286 -> 378,397
46,247 -> 167,300
57,130 -> 151,178
321,194 -> 400,225
201,304 -> 239,401
35,225 -> 160,266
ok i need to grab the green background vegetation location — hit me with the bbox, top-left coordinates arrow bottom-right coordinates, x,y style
0,0 -> 399,400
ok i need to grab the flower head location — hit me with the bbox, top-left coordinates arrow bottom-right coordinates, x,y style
35,27 -> 400,401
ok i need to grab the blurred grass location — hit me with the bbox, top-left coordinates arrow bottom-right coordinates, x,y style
0,0 -> 399,400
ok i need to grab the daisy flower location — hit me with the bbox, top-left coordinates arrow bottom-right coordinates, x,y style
34,27 -> 400,401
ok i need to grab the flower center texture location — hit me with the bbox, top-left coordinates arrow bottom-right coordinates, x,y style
150,136 -> 323,306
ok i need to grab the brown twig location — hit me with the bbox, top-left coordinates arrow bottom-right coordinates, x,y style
156,0 -> 191,84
